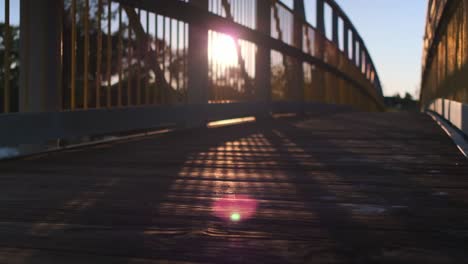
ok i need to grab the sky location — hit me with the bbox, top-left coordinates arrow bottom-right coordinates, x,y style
283,0 -> 428,98
1,0 -> 428,98
323,0 -> 428,98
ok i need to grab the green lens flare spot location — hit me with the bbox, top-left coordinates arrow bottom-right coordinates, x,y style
230,212 -> 241,222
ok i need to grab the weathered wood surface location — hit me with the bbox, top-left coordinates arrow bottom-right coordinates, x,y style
0,112 -> 467,263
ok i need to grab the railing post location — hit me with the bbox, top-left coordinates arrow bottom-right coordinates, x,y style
331,9 -> 341,104
365,54 -> 371,78
342,22 -> 350,103
19,0 -> 63,112
316,0 -> 325,34
343,22 -> 349,58
357,40 -> 363,70
255,0 -> 271,113
188,0 -> 209,105
292,0 -> 305,104
186,0 -> 209,127
315,0 -> 326,102
351,31 -> 357,65
332,9 -> 339,45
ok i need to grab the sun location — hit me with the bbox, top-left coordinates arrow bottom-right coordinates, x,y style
209,32 -> 238,67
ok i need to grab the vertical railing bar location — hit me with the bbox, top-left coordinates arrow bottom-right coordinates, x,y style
184,22 -> 188,101
253,0 -> 256,29
127,15 -> 132,106
343,23 -> 348,58
83,0 -> 90,109
251,41 -> 254,81
217,32 -> 221,102
207,30 -> 210,101
154,13 -> 158,104
209,32 -> 213,101
169,18 -> 172,102
96,0 -> 103,108
176,20 -> 180,96
136,9 -> 141,105
210,30 -> 214,101
3,0 -> 11,113
181,20 -> 185,99
145,10 -> 150,105
332,8 -> 339,45
240,0 -> 244,93
249,2 -> 253,91
245,0 -> 248,28
234,0 -> 238,24
217,2 -> 221,101
106,0 -> 112,108
247,0 -> 249,28
211,2 -> 214,100
347,30 -> 352,60
71,0 -> 77,110
243,0 -> 246,28
162,16 -> 166,103
238,19 -> 241,95
117,5 -> 123,107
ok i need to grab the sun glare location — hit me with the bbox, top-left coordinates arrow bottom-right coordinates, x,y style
209,32 -> 238,67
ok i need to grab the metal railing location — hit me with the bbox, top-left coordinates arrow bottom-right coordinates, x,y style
1,0 -> 13,113
62,0 -> 189,109
0,0 -> 384,148
421,0 -> 468,106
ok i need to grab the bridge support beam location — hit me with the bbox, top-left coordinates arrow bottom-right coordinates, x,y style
255,0 -> 271,111
19,0 -> 63,112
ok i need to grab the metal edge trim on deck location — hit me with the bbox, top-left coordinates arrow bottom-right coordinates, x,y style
0,102 -> 353,146
426,98 -> 468,158
426,98 -> 468,136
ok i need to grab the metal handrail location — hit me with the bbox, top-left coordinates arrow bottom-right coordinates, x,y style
0,0 -> 385,148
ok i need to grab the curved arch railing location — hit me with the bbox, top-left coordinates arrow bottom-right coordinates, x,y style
0,0 -> 384,148
420,0 -> 467,106
420,0 -> 468,136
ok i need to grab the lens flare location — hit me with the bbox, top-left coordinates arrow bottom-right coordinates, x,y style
212,195 -> 258,223
230,212 -> 241,222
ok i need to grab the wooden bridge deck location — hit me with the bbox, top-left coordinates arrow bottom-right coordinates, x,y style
0,111 -> 467,263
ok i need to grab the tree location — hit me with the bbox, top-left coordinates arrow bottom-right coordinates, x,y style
404,92 -> 413,101
0,23 -> 20,112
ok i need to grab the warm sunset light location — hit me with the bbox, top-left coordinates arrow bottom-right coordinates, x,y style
209,32 -> 238,67
207,116 -> 256,128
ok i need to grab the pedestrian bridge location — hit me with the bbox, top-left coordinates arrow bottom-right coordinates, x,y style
0,0 -> 467,263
